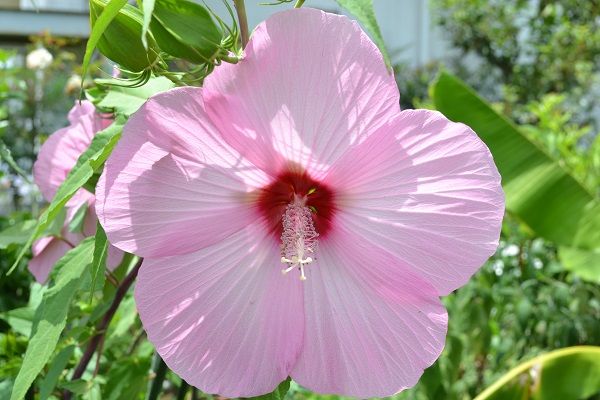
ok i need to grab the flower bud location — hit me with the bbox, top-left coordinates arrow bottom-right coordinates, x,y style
150,0 -> 223,64
90,0 -> 160,72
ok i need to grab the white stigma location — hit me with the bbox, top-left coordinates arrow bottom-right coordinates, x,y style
280,196 -> 318,281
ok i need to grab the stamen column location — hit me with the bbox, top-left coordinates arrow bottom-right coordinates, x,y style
280,196 -> 319,280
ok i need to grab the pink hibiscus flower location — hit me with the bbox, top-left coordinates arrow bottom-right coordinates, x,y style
96,8 -> 504,398
31,101 -> 122,283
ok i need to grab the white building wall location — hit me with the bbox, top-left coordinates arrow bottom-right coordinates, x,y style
1,0 -> 450,66
206,0 -> 452,66
19,0 -> 87,12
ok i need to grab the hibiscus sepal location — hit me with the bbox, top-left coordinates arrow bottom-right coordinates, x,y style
149,0 -> 225,65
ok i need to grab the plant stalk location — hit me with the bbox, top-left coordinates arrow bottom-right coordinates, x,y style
63,258 -> 143,400
233,0 -> 249,48
177,380 -> 190,400
146,353 -> 169,400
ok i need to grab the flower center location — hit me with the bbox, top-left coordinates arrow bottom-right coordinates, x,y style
256,169 -> 336,280
280,196 -> 318,280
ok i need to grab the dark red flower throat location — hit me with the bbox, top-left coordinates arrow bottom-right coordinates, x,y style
256,169 -> 336,239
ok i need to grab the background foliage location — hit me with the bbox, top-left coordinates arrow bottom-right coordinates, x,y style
0,0 -> 599,399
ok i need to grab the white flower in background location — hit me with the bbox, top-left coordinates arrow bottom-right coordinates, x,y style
64,74 -> 82,95
502,244 -> 520,257
26,47 -> 53,70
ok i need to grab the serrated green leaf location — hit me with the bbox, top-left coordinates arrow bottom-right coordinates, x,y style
336,0 -> 391,69
27,283 -> 47,309
246,378 -> 291,400
44,207 -> 67,237
10,238 -> 95,400
0,220 -> 36,249
96,76 -> 174,116
90,221 -> 108,301
432,72 -> 600,282
39,345 -> 75,400
8,122 -> 122,275
67,203 -> 88,233
0,139 -> 30,182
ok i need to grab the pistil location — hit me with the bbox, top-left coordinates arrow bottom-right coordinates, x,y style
280,195 -> 318,280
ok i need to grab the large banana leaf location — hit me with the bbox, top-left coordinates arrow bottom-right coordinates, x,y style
475,346 -> 600,400
432,72 -> 600,282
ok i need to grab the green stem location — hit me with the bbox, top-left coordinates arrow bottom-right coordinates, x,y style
294,0 -> 305,7
233,0 -> 249,48
65,258 -> 143,400
220,53 -> 240,64
160,71 -> 188,87
176,380 -> 189,400
146,353 -> 169,400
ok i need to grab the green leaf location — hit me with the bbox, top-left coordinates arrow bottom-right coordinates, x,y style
0,220 -> 36,249
10,238 -> 95,400
432,72 -> 600,281
420,362 -> 446,399
246,378 -> 291,400
558,246 -> 600,282
335,0 -> 391,69
84,382 -> 102,400
90,221 -> 108,301
0,381 -> 12,399
475,346 -> 600,400
108,296 -> 137,339
0,307 -> 34,337
67,203 -> 88,233
83,0 -> 128,81
104,357 -> 152,400
8,122 -> 122,275
90,0 -> 160,72
39,345 -> 75,400
150,0 -> 222,64
95,76 -> 175,116
59,379 -> 89,395
0,139 -> 30,182
141,0 -> 156,49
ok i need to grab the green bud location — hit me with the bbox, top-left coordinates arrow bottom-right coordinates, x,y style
90,0 -> 160,72
150,0 -> 223,64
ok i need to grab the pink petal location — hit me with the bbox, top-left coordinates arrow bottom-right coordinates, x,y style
106,243 -> 123,270
291,226 -> 448,397
34,100 -> 109,206
96,90 -> 268,257
82,201 -> 123,271
135,226 -> 304,397
67,99 -> 112,132
29,236 -> 76,283
326,109 -> 505,295
34,132 -> 89,203
203,8 -> 399,178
